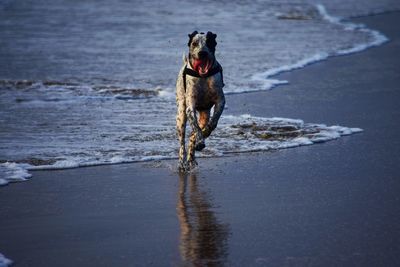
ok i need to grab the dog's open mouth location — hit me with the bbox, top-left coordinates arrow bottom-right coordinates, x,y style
193,58 -> 212,76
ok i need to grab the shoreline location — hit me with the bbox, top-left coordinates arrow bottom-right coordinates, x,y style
1,11 -> 400,267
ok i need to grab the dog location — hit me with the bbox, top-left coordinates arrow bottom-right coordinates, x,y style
176,31 -> 225,170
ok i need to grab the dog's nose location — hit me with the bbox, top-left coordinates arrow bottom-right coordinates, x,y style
198,51 -> 208,59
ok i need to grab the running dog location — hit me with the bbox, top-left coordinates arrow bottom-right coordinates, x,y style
176,31 -> 225,170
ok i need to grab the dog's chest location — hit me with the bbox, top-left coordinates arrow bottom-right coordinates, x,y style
187,76 -> 221,109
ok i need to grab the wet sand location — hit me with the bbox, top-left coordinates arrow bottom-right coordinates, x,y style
1,12 -> 400,267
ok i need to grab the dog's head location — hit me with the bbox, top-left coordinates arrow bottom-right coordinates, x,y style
187,31 -> 217,75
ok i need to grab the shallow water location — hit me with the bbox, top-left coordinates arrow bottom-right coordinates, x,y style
1,0 -> 399,184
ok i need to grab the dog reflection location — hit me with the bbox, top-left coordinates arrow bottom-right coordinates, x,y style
177,172 -> 229,266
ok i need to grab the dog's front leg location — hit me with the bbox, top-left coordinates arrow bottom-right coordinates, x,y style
203,95 -> 225,138
186,105 -> 204,167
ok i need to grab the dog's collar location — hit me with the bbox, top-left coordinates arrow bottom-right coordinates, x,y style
184,61 -> 222,79
182,62 -> 224,92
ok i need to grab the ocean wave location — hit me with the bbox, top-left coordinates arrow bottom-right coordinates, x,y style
0,114 -> 362,186
316,4 -> 389,55
228,4 -> 389,94
0,79 -> 162,103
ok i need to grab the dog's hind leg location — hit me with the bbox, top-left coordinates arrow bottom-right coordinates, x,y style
176,99 -> 187,170
186,107 -> 204,167
187,130 -> 198,168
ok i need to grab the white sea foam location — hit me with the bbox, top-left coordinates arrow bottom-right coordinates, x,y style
213,115 -> 363,152
316,4 -> 389,55
249,52 -> 330,92
0,162 -> 32,186
29,160 -> 81,170
0,253 -> 12,267
232,4 -> 389,94
0,113 -> 362,185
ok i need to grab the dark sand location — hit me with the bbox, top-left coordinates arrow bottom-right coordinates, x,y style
1,13 -> 400,267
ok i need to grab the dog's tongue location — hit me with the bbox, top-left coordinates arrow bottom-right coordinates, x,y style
193,59 -> 211,75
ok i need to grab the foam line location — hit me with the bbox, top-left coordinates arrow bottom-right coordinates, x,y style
316,4 -> 389,55
249,52 -> 330,92
247,4 -> 389,93
0,162 -> 32,186
0,114 -> 363,186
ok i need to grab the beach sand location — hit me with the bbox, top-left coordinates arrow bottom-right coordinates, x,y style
1,12 -> 400,266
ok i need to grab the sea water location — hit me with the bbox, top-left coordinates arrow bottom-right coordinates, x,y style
1,0 -> 399,185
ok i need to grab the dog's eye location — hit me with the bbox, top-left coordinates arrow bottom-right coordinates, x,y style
192,41 -> 198,47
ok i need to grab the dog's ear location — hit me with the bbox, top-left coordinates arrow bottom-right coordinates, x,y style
206,31 -> 217,53
187,31 -> 198,47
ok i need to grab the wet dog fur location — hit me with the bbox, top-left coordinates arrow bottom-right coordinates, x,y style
176,31 -> 225,170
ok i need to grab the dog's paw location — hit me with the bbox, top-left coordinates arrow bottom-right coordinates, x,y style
187,159 -> 198,169
178,160 -> 187,171
195,141 -> 206,151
